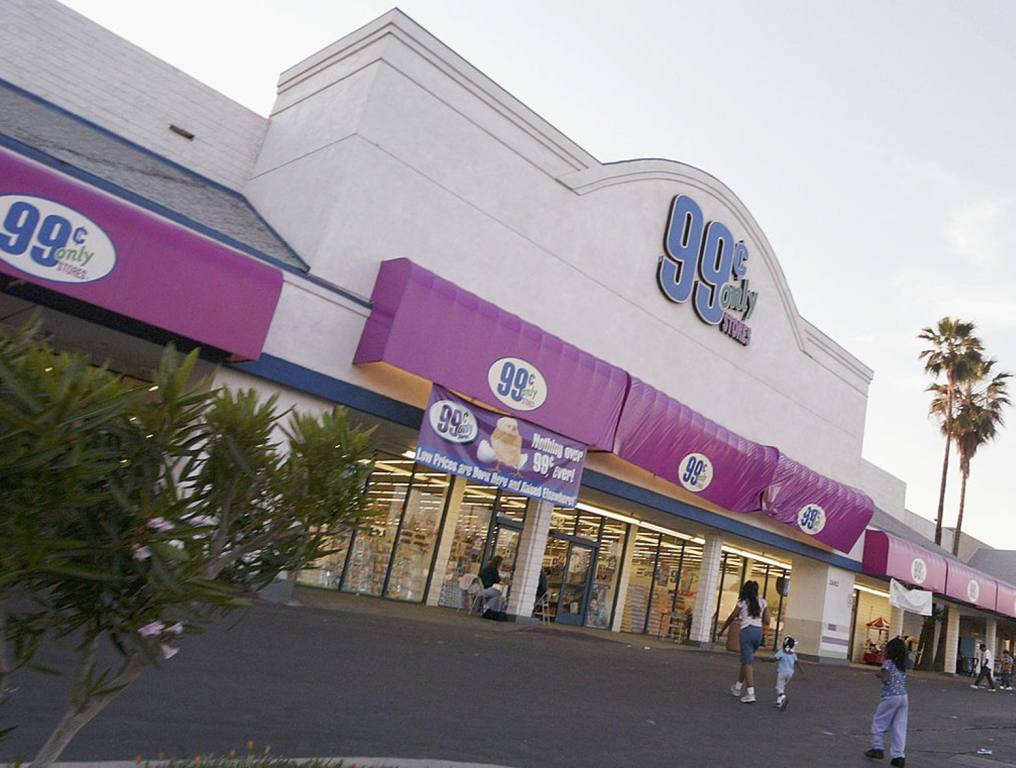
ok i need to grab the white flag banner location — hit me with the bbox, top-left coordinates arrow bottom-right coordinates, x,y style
890,578 -> 933,616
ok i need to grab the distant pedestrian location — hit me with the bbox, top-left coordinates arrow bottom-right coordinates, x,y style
773,635 -> 803,710
970,643 -> 997,691
866,636 -> 908,766
1000,649 -> 1013,691
719,580 -> 770,704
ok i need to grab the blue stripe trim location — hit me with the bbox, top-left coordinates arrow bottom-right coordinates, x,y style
582,470 -> 863,572
230,353 -> 424,428
230,352 -> 863,571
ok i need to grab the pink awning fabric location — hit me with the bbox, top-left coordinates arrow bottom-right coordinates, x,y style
613,377 -> 779,513
862,530 -> 948,593
0,147 -> 282,359
995,581 -> 1016,619
945,561 -> 998,611
354,258 -> 629,449
763,455 -> 874,552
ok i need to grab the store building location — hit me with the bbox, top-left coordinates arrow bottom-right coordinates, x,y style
3,1 -> 1016,670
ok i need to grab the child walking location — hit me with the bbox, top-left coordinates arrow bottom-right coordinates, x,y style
866,636 -> 908,767
1001,648 -> 1013,691
774,635 -> 803,710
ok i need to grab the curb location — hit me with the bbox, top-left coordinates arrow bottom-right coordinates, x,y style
42,759 -> 517,768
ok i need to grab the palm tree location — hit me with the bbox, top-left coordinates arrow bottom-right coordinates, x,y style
918,318 -> 983,546
950,360 -> 1010,555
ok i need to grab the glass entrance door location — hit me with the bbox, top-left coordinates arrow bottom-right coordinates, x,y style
555,543 -> 595,625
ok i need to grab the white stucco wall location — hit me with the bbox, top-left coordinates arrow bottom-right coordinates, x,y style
6,4 -> 911,529
2,0 -> 267,191
246,10 -> 906,517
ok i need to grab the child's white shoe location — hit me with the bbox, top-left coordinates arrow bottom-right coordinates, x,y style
740,688 -> 757,703
730,683 -> 743,697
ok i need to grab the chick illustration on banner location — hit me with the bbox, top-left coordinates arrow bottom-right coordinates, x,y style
477,416 -> 528,470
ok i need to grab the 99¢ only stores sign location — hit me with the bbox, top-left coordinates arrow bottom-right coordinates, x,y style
415,385 -> 587,507
657,194 -> 759,346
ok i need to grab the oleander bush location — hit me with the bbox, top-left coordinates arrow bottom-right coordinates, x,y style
0,316 -> 376,766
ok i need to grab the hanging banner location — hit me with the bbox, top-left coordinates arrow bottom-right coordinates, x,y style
889,578 -> 933,616
416,385 -> 587,507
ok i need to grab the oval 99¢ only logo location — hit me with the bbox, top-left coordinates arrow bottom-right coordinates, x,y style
0,195 -> 116,283
678,453 -> 713,493
797,503 -> 827,535
488,357 -> 547,411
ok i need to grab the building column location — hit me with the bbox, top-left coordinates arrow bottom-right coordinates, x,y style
610,524 -> 638,633
506,499 -> 553,620
424,478 -> 465,607
687,534 -> 724,646
944,605 -> 961,676
783,558 -> 855,663
986,617 -> 998,659
890,604 -> 905,639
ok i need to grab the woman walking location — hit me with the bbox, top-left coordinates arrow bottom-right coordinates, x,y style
866,636 -> 908,766
719,580 -> 770,703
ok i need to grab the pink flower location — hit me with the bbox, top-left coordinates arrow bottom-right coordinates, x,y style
138,621 -> 165,638
160,642 -> 179,660
166,622 -> 184,636
147,517 -> 173,532
132,546 -> 151,561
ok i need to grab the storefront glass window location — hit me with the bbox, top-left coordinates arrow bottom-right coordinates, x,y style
436,485 -> 527,608
296,531 -> 352,590
550,506 -> 579,537
385,468 -> 451,602
585,519 -> 625,630
621,530 -> 660,633
646,539 -> 683,637
673,541 -> 702,642
713,552 -> 746,641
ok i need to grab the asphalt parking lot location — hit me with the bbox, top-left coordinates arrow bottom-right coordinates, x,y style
4,589 -> 1015,767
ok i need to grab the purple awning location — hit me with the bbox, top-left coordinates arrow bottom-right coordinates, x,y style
354,258 -> 629,449
996,581 -> 1016,619
0,148 -> 282,360
862,530 -> 947,593
945,561 -> 997,611
613,377 -> 779,512
763,455 -> 874,552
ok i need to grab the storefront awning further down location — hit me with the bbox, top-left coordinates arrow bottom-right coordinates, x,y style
862,530 -> 948,594
945,560 -> 998,611
996,581 -> 1016,619
354,258 -> 629,450
763,455 -> 874,552
612,377 -> 779,513
0,147 -> 282,360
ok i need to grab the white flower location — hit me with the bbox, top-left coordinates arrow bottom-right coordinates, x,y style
132,546 -> 152,561
186,515 -> 218,527
147,517 -> 173,532
166,622 -> 184,636
160,642 -> 179,660
138,621 -> 165,638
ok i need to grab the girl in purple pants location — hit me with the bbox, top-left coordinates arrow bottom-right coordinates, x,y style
866,637 -> 908,767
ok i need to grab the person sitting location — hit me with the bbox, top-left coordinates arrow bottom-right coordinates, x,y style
479,555 -> 506,619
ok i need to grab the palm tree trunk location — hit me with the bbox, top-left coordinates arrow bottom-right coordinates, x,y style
952,469 -> 969,557
934,380 -> 955,546
934,431 -> 951,546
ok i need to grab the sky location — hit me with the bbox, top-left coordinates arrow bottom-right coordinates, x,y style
60,0 -> 1016,549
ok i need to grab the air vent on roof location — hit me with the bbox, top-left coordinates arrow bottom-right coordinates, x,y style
169,124 -> 195,141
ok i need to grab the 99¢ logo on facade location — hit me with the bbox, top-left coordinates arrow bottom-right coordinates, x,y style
910,557 -> 927,585
488,357 -> 547,411
0,195 -> 116,283
797,503 -> 827,535
678,453 -> 713,493
428,399 -> 478,444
